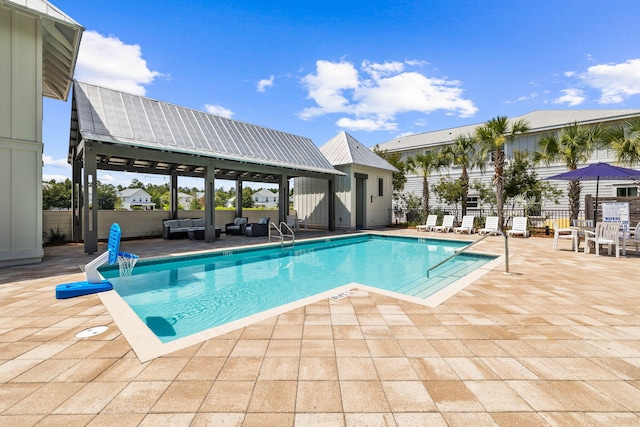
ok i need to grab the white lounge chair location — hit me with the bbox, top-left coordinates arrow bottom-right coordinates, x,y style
416,214 -> 438,232
478,216 -> 499,236
506,216 -> 529,238
584,222 -> 621,257
454,215 -> 475,234
433,215 -> 455,233
552,220 -> 578,252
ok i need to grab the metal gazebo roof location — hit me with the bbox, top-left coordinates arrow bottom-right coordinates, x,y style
69,81 -> 343,182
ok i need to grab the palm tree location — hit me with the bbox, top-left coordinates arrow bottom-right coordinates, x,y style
442,133 -> 482,217
606,117 -> 640,166
475,116 -> 530,227
534,121 -> 607,220
406,150 -> 447,219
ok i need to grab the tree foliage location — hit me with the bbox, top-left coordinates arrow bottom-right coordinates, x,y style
406,150 -> 447,217
606,117 -> 640,167
534,121 -> 607,219
42,179 -> 71,210
475,116 -> 530,226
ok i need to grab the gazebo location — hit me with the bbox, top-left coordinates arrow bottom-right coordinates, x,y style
69,81 -> 343,253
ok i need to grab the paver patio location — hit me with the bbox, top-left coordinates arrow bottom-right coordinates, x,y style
1,229 -> 639,426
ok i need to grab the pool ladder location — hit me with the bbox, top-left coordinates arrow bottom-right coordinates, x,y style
269,222 -> 295,247
426,229 -> 509,277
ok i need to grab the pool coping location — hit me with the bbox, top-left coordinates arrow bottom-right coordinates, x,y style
99,234 -> 505,362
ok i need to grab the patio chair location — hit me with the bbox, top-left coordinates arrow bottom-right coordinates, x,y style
552,220 -> 578,252
416,214 -> 438,232
506,216 -> 529,238
433,215 -> 455,233
246,217 -> 270,237
225,217 -> 248,235
584,222 -> 621,257
478,216 -> 499,236
453,215 -> 475,234
627,221 -> 640,253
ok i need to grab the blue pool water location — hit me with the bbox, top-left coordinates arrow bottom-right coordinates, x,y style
100,234 -> 495,343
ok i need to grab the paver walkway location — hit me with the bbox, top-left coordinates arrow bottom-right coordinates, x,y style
1,229 -> 639,426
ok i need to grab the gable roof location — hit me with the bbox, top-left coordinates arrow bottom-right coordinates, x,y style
117,188 -> 150,198
378,109 -> 640,151
69,81 -> 343,180
320,132 -> 397,172
3,0 -> 83,100
253,188 -> 277,198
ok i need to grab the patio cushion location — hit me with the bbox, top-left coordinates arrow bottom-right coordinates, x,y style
165,220 -> 180,229
234,217 -> 248,225
179,219 -> 193,228
258,217 -> 269,225
192,218 -> 205,227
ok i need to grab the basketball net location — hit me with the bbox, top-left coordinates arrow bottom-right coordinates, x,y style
117,252 -> 139,278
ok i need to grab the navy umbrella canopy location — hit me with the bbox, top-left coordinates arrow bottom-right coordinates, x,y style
546,162 -> 640,221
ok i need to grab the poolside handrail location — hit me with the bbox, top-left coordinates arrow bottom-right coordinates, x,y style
426,230 -> 509,278
280,222 -> 295,247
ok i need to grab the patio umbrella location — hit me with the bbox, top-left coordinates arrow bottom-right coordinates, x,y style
545,162 -> 640,221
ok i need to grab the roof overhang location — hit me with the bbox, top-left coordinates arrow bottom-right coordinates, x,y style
2,0 -> 83,100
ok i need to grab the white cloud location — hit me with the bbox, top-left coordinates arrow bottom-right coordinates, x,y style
43,155 -> 70,168
43,174 -> 70,182
299,59 -> 477,132
553,88 -> 585,106
336,117 -> 397,132
580,59 -> 640,104
75,31 -> 161,96
205,104 -> 234,118
257,75 -> 275,93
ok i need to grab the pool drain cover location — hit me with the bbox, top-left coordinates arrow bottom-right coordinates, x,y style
76,326 -> 108,338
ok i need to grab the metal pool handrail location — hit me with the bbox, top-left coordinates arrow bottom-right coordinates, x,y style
426,230 -> 509,278
268,222 -> 295,247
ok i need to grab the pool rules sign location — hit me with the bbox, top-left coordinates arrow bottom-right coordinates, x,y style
602,202 -> 630,231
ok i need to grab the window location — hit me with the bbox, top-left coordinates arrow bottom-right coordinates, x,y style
466,196 -> 479,208
378,178 -> 384,197
617,187 -> 638,197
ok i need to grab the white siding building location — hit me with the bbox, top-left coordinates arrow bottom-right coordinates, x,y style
253,189 -> 279,208
117,188 -> 155,210
377,110 -> 640,216
0,0 -> 82,265
294,132 -> 397,229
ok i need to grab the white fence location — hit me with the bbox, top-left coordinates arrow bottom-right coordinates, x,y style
42,210 -> 280,242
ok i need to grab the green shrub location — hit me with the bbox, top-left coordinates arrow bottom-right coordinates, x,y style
44,226 -> 66,246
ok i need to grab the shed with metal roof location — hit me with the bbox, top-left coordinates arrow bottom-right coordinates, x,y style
294,132 -> 397,230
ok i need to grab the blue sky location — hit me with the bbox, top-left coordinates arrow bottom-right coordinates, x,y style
43,0 -> 640,188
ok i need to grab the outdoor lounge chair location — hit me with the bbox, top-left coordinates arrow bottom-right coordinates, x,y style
506,216 -> 529,238
225,217 -> 248,235
416,214 -> 438,232
552,220 -> 578,252
433,215 -> 455,233
478,216 -> 499,235
453,215 -> 475,234
584,222 -> 621,257
246,217 -> 270,237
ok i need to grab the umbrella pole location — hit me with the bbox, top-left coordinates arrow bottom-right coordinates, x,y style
594,176 -> 599,222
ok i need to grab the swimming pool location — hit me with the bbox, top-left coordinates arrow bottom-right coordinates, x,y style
100,234 -> 496,344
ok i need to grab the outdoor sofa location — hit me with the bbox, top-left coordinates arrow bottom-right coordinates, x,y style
162,218 -> 205,240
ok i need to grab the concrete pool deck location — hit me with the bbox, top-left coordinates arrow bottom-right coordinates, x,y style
1,228 -> 640,426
